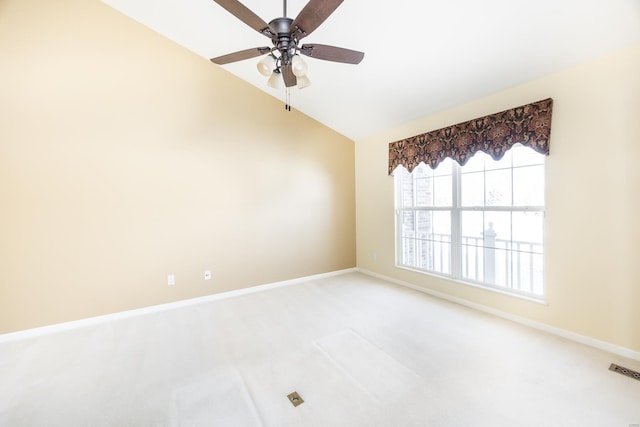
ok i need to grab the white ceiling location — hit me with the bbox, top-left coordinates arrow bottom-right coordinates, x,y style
101,0 -> 640,140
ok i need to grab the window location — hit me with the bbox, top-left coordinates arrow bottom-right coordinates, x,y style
395,143 -> 545,298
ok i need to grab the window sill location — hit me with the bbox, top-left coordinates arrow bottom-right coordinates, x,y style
395,264 -> 548,305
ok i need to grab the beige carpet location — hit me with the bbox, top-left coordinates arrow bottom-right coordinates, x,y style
1,272 -> 639,426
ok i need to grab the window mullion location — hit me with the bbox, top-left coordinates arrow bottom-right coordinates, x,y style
451,162 -> 462,277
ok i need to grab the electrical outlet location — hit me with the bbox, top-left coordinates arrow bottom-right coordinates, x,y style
204,270 -> 211,281
167,274 -> 175,286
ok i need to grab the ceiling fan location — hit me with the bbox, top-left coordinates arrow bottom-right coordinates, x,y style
209,0 -> 365,90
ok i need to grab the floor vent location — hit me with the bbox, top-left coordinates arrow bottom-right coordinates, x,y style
287,391 -> 304,407
609,363 -> 640,382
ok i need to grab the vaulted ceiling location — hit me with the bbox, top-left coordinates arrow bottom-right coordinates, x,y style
101,0 -> 640,140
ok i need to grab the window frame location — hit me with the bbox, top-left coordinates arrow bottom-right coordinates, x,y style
394,149 -> 546,302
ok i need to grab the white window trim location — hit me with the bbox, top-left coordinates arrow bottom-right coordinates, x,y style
394,158 -> 546,302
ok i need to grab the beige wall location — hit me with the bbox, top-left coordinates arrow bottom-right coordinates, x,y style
356,44 -> 640,353
0,0 -> 356,334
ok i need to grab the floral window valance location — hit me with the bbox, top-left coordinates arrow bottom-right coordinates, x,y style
388,98 -> 553,174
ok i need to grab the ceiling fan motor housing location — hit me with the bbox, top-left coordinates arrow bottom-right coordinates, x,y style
268,18 -> 297,65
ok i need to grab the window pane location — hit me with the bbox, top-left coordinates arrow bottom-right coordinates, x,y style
461,211 -> 483,282
512,144 -> 544,167
399,168 -> 414,207
433,158 -> 453,176
485,169 -> 512,206
429,211 -> 452,274
416,210 -> 432,238
461,171 -> 484,207
461,240 -> 484,282
513,165 -> 544,206
399,209 -> 417,268
415,177 -> 432,207
484,212 -> 511,248
412,163 -> 449,208
417,238 -> 431,270
485,150 -> 511,171
400,211 -> 415,236
400,209 -> 452,274
433,210 -> 451,237
491,248 -> 512,288
512,211 -> 544,247
461,211 -> 484,245
413,163 -> 429,178
511,250 -> 543,296
432,241 -> 451,274
531,253 -> 544,295
462,151 -> 485,173
434,175 -> 452,206
401,235 -> 417,268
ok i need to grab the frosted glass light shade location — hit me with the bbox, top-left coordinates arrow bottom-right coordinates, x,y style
291,55 -> 308,77
267,71 -> 282,89
257,55 -> 274,77
296,74 -> 311,89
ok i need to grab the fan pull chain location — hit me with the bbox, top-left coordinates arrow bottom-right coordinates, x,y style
285,88 -> 291,111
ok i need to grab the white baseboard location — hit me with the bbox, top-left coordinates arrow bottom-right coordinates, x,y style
357,268 -> 640,363
4,266 -> 638,363
0,268 -> 358,344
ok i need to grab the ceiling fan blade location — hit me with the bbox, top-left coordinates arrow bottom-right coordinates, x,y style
299,44 -> 364,64
212,0 -> 271,36
210,47 -> 271,65
290,0 -> 343,39
281,64 -> 297,87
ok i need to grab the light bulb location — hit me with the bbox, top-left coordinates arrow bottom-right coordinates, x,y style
267,71 -> 282,89
257,55 -> 274,77
296,74 -> 311,89
291,55 -> 308,77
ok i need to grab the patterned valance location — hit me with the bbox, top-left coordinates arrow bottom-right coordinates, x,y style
388,98 -> 553,174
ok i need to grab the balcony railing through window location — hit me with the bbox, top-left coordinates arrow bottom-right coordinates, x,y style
399,231 -> 543,296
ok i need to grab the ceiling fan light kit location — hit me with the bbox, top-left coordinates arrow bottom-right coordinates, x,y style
267,70 -> 283,89
291,55 -> 308,78
210,0 -> 364,95
256,55 -> 276,77
296,74 -> 311,89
